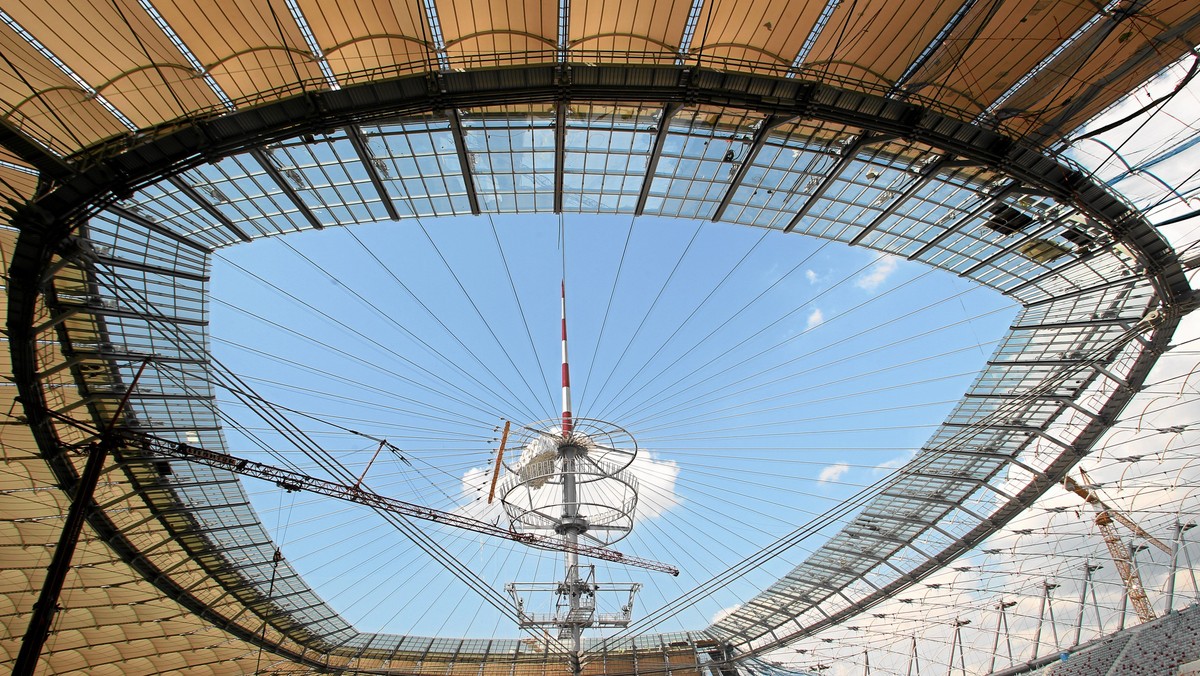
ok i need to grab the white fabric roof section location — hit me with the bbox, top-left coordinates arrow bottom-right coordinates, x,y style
0,2 -> 1197,674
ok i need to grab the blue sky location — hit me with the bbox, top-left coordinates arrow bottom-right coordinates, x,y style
208,213 -> 1017,639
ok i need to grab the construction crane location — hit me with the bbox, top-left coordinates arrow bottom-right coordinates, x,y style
1062,469 -> 1157,622
118,430 -> 679,575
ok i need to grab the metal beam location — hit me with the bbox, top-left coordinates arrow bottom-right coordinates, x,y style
83,391 -> 204,401
1002,239 -> 1138,299
1022,275 -> 1143,309
38,350 -> 205,379
554,102 -> 567,213
250,148 -> 324,230
800,562 -> 859,585
859,511 -> 954,532
824,544 -> 891,563
985,357 -> 1090,367
344,126 -> 401,221
963,392 -> 1071,403
635,103 -> 682,215
935,447 -> 1041,476
53,302 -> 208,327
839,529 -> 917,548
106,205 -> 210,253
711,114 -> 796,222
1010,316 -> 1133,331
447,108 -> 481,214
0,117 -> 72,181
941,421 -> 1041,433
784,131 -> 899,233
13,441 -> 112,675
65,350 -> 208,366
166,176 -> 253,242
94,254 -> 208,283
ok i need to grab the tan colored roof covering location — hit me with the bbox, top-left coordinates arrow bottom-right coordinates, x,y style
0,0 -> 1195,154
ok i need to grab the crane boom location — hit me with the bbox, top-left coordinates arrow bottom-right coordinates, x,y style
1063,474 -> 1172,554
125,431 -> 679,576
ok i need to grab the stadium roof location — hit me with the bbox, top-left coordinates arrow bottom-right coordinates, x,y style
1,0 -> 1198,673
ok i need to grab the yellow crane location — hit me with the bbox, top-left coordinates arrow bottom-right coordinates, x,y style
1062,469 -> 1161,622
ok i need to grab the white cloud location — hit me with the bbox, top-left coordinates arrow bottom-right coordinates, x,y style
711,602 -> 743,625
805,308 -> 824,330
805,269 -> 819,284
818,463 -> 849,483
454,465 -> 509,524
873,449 -> 916,475
856,255 -> 899,292
629,451 -> 682,521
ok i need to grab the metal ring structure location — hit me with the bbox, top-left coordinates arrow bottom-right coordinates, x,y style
6,64 -> 1195,672
503,418 -> 641,476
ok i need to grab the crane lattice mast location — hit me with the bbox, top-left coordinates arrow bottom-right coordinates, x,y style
1063,470 -> 1157,622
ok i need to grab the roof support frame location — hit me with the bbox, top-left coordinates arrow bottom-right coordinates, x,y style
447,108 -> 481,214
1022,275 -> 1144,309
905,469 -> 1017,506
249,148 -> 324,231
112,495 -> 241,530
802,559 -> 860,581
849,156 -> 953,246
82,391 -> 206,402
344,126 -> 401,221
823,544 -> 892,564
1002,246 -> 1137,300
35,352 -> 92,379
1090,362 -> 1131,389
935,447 -> 1040,476
839,529 -> 932,559
854,514 -> 958,546
906,185 -> 1019,261
635,103 -> 683,215
107,205 -> 210,253
985,357 -> 1091,367
166,175 -> 254,242
711,114 -> 797,222
123,500 -> 255,536
783,130 -> 906,233
958,218 -> 1070,279
1010,316 -> 1135,331
66,350 -> 209,366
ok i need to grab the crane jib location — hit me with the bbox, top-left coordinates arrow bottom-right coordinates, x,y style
122,432 -> 678,576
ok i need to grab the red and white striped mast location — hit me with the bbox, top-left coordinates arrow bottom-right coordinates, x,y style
560,279 -> 573,438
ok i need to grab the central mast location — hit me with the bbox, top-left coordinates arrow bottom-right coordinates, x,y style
500,260 -> 646,676
559,277 -> 584,676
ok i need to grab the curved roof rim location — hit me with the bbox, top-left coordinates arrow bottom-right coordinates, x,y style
4,62 -> 1194,667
